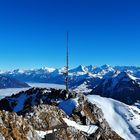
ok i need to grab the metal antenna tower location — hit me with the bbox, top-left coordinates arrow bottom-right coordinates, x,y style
65,32 -> 69,96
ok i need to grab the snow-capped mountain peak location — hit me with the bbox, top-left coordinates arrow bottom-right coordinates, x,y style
101,64 -> 111,69
69,65 -> 87,73
92,71 -> 140,104
112,71 -> 138,83
41,67 -> 56,73
85,65 -> 94,72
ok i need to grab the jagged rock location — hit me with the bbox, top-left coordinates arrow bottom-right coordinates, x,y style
25,104 -> 87,140
0,110 -> 41,140
0,88 -> 72,114
83,101 -> 123,140
25,104 -> 67,130
0,88 -> 124,140
72,96 -> 124,140
55,126 -> 87,140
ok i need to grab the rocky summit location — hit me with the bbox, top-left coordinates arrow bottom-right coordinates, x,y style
0,87 -> 123,140
0,110 -> 40,140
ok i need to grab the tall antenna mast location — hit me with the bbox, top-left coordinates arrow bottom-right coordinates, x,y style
65,32 -> 69,96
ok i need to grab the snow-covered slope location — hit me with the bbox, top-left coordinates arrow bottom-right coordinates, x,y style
63,118 -> 98,135
87,95 -> 140,140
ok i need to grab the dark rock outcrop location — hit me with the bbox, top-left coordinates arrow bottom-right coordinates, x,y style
0,88 -> 73,114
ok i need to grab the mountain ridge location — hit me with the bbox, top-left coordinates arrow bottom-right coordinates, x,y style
91,71 -> 140,104
1,65 -> 140,104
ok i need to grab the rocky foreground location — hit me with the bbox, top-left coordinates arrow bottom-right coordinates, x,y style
0,88 -> 123,140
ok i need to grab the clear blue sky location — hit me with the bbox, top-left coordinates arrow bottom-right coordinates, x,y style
0,0 -> 140,70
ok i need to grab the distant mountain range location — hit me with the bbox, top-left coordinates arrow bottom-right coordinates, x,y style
1,64 -> 140,104
1,65 -> 140,84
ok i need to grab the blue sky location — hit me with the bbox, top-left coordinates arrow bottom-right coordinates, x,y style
0,0 -> 140,70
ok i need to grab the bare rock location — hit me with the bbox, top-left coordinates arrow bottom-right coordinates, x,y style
0,110 -> 41,140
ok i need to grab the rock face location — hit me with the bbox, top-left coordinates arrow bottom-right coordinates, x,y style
0,110 -> 41,140
0,75 -> 30,89
82,101 -> 123,140
91,72 -> 140,104
0,88 -> 123,140
25,104 -> 67,131
0,103 -> 87,140
25,104 -> 87,140
72,96 -> 123,140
